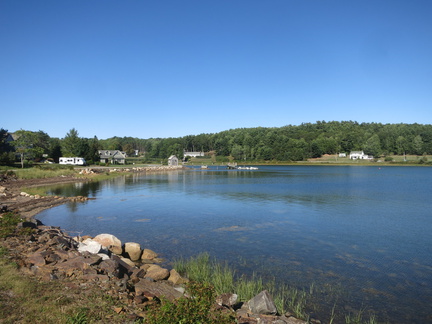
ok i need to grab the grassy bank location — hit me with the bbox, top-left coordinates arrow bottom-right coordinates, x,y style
0,248 -> 133,323
0,164 -> 78,179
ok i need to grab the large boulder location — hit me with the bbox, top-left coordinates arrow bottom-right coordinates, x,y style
144,264 -> 170,281
246,290 -> 278,315
78,238 -> 103,254
134,279 -> 183,302
124,242 -> 142,261
93,234 -> 122,255
141,248 -> 158,261
168,269 -> 188,285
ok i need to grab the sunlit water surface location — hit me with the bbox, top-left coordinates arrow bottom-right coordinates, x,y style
37,166 -> 432,323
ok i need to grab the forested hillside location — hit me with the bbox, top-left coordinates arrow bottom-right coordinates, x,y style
99,121 -> 432,161
2,121 -> 432,164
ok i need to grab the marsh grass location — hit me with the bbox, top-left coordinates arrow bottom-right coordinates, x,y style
173,253 -> 309,319
174,253 -> 383,323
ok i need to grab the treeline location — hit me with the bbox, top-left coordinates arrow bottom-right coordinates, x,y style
100,121 -> 432,161
1,121 -> 432,165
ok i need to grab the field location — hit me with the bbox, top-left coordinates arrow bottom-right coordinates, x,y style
307,154 -> 432,165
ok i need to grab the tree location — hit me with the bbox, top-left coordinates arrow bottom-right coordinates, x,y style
11,130 -> 44,168
62,128 -> 82,157
0,128 -> 12,153
364,134 -> 382,158
396,136 -> 407,155
89,136 -> 101,163
123,143 -> 135,156
412,135 -> 424,155
0,128 -> 14,165
49,138 -> 62,163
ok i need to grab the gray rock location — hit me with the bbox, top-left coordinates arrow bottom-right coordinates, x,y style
247,290 -> 278,315
216,293 -> 238,307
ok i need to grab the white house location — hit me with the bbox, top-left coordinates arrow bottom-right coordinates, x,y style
168,155 -> 179,166
349,151 -> 373,160
349,151 -> 365,159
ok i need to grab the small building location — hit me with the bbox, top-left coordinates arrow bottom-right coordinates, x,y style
168,155 -> 178,166
98,150 -> 127,164
338,153 -> 347,158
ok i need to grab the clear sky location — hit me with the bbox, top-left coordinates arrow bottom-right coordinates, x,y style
1,1 -> 431,139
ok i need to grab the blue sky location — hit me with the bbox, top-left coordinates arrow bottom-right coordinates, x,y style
1,1 -> 431,139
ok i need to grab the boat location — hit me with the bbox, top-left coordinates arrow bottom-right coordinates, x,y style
226,163 -> 238,169
237,166 -> 258,170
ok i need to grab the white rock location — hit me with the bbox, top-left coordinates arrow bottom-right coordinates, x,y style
78,239 -> 102,254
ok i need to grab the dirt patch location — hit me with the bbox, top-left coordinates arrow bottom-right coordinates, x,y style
0,175 -> 89,219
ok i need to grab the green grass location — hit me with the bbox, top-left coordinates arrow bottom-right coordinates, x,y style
173,253 -> 309,319
144,281 -> 234,324
173,253 -> 383,323
13,166 -> 78,179
0,212 -> 24,238
0,243 -> 134,323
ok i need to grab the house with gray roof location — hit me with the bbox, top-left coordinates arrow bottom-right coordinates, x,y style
98,150 -> 127,164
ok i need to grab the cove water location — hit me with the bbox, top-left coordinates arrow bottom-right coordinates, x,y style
37,165 -> 432,323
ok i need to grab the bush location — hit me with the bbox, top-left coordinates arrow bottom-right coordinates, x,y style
0,152 -> 15,166
384,157 -> 393,162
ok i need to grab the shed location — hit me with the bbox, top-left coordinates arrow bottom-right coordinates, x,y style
168,155 -> 178,166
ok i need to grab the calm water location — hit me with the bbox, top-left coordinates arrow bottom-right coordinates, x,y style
37,166 -> 432,323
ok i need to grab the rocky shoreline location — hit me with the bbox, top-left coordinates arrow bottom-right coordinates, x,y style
0,171 -> 308,323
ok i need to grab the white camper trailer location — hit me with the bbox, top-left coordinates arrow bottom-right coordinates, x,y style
59,157 -> 86,166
